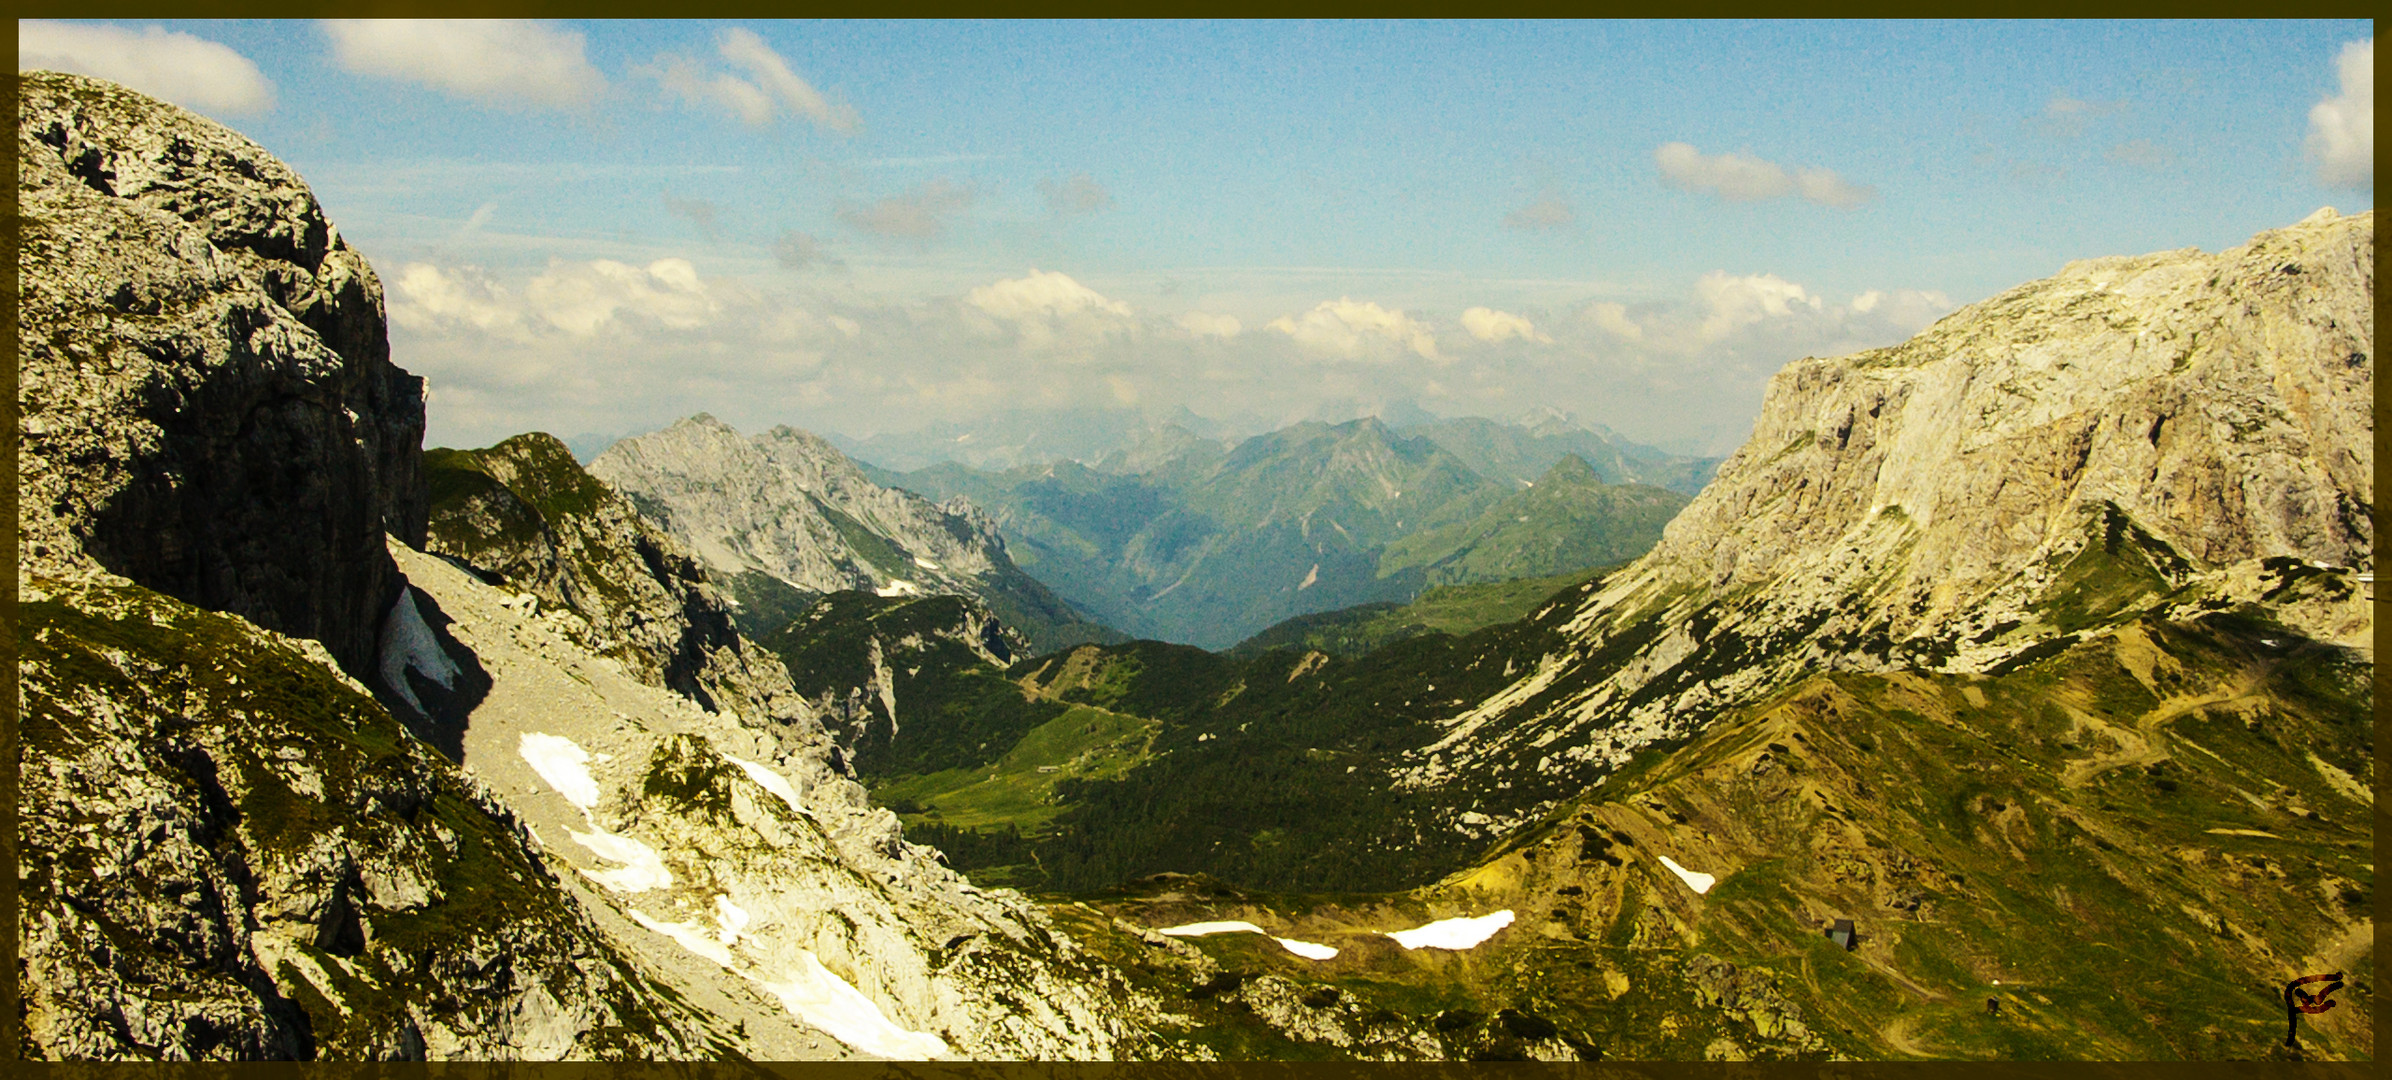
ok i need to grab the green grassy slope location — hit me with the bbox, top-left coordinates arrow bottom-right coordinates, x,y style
1229,564 -> 1614,658
1379,455 -> 1688,587
1049,605 -> 2373,1060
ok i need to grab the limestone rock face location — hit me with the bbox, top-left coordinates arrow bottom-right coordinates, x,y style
1400,211 -> 2374,817
593,416 -> 1009,595
388,543 -> 1166,1060
1650,207 -> 2371,619
17,71 -> 426,677
18,577 -> 708,1060
421,432 -> 804,726
590,415 -> 1109,652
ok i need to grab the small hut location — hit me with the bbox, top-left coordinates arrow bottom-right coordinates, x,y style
1825,918 -> 1857,951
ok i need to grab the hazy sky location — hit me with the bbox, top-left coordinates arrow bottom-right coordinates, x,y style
21,19 -> 2376,454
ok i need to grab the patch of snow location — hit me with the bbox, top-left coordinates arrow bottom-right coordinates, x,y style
1274,937 -> 1339,960
1298,563 -> 1320,590
568,826 -> 674,893
756,951 -> 949,1060
913,556 -> 941,571
518,732 -> 601,812
378,588 -> 460,715
1658,855 -> 1716,894
1158,920 -> 1268,937
1156,921 -> 1338,960
714,894 -> 750,943
1385,910 -> 1514,950
724,753 -> 813,818
876,579 -> 922,598
631,910 -> 734,966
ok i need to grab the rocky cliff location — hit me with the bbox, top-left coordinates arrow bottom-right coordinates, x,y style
17,71 -> 425,678
1398,209 -> 2373,828
590,415 -> 1113,652
422,433 -> 800,725
413,436 -> 1170,1058
16,72 -> 1165,1061
17,71 -> 705,1060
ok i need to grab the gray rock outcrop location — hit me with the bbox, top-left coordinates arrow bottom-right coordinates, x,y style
17,71 -> 425,678
591,415 -> 1110,651
18,576 -> 711,1060
1400,210 -> 2374,818
421,432 -> 804,725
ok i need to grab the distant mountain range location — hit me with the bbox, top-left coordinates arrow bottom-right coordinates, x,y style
873,414 -> 1711,648
26,69 -> 2374,1064
587,415 -> 1120,654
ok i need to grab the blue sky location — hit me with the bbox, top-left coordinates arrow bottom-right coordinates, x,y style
19,19 -> 2375,455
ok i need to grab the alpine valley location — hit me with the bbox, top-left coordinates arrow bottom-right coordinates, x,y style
17,71 -> 2373,1064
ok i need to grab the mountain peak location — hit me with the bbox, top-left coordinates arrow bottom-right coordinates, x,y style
1535,452 -> 1602,487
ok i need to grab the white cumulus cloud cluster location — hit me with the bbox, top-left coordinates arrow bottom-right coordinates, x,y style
390,255 -> 1956,459
1694,271 -> 1823,341
645,26 -> 858,133
1460,307 -> 1550,344
392,258 -> 719,339
966,270 -> 1138,352
967,269 -> 1132,323
1269,299 -> 1442,362
1173,311 -> 1243,339
323,20 -> 605,110
2306,39 -> 2373,190
19,20 -> 275,114
1654,142 -> 1876,208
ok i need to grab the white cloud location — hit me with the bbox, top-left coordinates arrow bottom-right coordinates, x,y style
1174,311 -> 1243,338
966,270 -> 1136,351
967,270 -> 1132,322
2307,39 -> 2372,189
390,263 -> 528,338
19,21 -> 274,114
323,20 -> 604,110
1460,307 -> 1550,345
1654,142 -> 1876,208
1268,299 -> 1441,362
393,257 -> 719,338
527,258 -> 717,335
1583,301 -> 1643,341
1695,271 -> 1822,341
645,27 -> 858,133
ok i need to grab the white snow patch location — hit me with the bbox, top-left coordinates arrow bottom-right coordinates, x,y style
876,579 -> 922,597
1158,920 -> 1267,937
1155,921 -> 1337,960
756,951 -> 949,1060
518,732 -> 602,812
1385,910 -> 1514,950
1274,937 -> 1340,960
714,894 -> 750,944
568,827 -> 674,893
1658,855 -> 1716,894
913,556 -> 941,571
378,588 -> 460,715
724,754 -> 814,818
1298,563 -> 1320,590
631,910 -> 734,966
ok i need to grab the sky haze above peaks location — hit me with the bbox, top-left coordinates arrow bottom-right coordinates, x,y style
18,19 -> 2376,457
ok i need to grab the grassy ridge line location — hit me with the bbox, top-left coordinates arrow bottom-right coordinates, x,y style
1230,563 -> 1618,658
1045,600 -> 2372,1060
